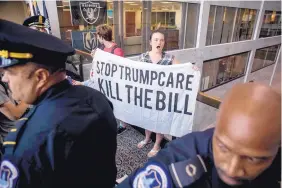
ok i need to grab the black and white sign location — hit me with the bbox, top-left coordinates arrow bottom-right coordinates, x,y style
91,50 -> 201,137
70,0 -> 107,26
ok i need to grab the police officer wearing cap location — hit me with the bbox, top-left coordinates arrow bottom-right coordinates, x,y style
0,19 -> 117,187
23,15 -> 48,33
23,15 -> 82,82
118,83 -> 281,188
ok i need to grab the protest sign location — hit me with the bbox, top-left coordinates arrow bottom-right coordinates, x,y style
91,49 -> 201,137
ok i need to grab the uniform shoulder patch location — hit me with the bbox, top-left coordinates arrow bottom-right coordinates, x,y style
132,162 -> 172,188
169,155 -> 208,187
0,160 -> 19,188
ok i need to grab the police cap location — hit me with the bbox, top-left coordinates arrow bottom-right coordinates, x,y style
23,15 -> 46,28
0,19 -> 75,69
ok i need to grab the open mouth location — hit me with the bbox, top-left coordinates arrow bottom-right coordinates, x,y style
156,46 -> 161,49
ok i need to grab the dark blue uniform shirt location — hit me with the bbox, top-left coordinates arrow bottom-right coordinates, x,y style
0,80 -> 117,188
118,128 -> 281,188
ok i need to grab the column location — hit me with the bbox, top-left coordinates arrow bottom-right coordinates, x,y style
195,0 -> 210,66
113,1 -> 120,46
179,2 -> 187,49
269,47 -> 281,85
243,1 -> 265,83
141,1 -> 147,52
118,1 -> 124,49
145,1 -> 152,51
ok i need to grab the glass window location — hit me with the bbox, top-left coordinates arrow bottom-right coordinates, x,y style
246,9 -> 257,40
56,0 -> 113,52
233,8 -> 257,41
211,6 -> 225,45
123,1 -> 197,55
206,5 -> 216,46
151,1 -> 182,51
201,59 -> 219,90
252,45 -> 280,72
123,1 -> 143,56
260,11 -> 281,38
221,7 -> 236,43
206,6 -> 236,45
124,2 -> 142,37
151,12 -> 176,28
207,6 -> 257,45
201,52 -> 249,91
231,52 -> 249,77
184,3 -> 200,48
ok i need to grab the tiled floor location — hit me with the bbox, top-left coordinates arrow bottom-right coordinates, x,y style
116,126 -> 153,179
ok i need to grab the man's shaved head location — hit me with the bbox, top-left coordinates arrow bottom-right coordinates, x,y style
213,83 -> 281,186
218,83 -> 281,147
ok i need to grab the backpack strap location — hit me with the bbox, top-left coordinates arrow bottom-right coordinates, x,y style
111,45 -> 118,54
99,44 -> 119,55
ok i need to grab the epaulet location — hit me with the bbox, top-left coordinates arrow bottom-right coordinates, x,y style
168,155 -> 208,187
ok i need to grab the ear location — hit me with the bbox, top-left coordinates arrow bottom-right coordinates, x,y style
33,68 -> 50,87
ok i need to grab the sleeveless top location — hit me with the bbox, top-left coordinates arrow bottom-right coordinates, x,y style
139,51 -> 174,65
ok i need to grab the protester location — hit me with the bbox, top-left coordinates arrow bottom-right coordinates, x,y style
118,83 -> 281,187
95,24 -> 124,57
0,74 -> 28,144
73,24 -> 127,134
73,24 -> 124,86
137,30 -> 180,158
0,19 -> 117,187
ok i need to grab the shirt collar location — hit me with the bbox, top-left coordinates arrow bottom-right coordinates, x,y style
33,79 -> 71,106
145,51 -> 166,64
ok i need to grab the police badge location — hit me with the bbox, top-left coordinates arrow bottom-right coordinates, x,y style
0,161 -> 18,188
80,1 -> 101,25
132,162 -> 171,188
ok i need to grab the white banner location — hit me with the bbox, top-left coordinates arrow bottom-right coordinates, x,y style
91,49 -> 201,137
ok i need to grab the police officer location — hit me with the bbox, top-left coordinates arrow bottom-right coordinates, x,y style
118,83 -> 281,188
23,15 -> 82,81
23,15 -> 48,33
0,19 -> 117,187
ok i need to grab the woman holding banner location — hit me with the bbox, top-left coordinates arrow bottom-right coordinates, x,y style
72,24 -> 127,134
137,30 -> 180,158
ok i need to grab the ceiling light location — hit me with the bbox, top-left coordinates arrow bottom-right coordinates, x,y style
161,2 -> 172,4
125,1 -> 134,3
